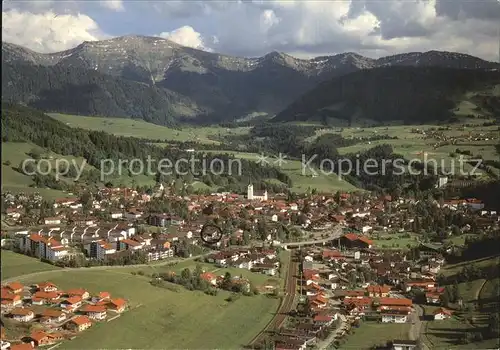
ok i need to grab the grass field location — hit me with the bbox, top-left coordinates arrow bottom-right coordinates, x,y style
1,141 -> 158,197
1,250 -> 61,280
340,322 -> 410,349
3,268 -> 280,349
1,142 -> 71,199
49,113 -> 250,145
370,232 -> 420,249
421,255 -> 500,349
130,259 -> 281,287
309,123 -> 500,176
440,255 -> 500,277
202,150 -> 360,193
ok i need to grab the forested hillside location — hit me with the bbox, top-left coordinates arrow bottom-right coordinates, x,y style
274,67 -> 500,125
1,103 -> 291,192
4,38 -> 499,126
2,63 -> 203,126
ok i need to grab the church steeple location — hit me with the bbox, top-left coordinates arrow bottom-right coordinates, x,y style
247,183 -> 254,200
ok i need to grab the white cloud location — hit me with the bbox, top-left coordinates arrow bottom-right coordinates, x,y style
100,0 -> 125,12
2,1 -> 499,61
158,25 -> 214,51
2,9 -> 106,53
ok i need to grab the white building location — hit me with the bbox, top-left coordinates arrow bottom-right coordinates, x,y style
247,184 -> 267,201
17,234 -> 68,262
88,240 -> 116,260
147,249 -> 174,262
381,312 -> 408,323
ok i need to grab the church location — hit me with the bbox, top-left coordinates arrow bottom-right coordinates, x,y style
247,184 -> 268,201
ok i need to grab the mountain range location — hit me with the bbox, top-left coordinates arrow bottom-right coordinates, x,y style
2,35 -> 500,125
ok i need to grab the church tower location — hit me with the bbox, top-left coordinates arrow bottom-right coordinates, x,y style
247,183 -> 254,200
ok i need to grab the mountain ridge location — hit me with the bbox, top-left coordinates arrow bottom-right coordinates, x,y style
273,66 -> 500,125
3,36 -> 500,124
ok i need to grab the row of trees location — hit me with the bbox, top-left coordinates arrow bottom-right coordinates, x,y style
153,265 -> 258,296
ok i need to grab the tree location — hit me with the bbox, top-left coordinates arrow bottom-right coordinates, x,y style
181,268 -> 191,281
439,291 -> 450,307
222,272 -> 232,289
194,264 -> 203,277
452,281 -> 461,303
488,313 -> 500,338
29,148 -> 42,160
19,160 -> 35,175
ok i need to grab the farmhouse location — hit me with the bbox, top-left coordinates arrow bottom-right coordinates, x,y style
1,291 -> 22,309
81,305 -> 107,320
91,292 -> 111,303
434,308 -> 453,320
200,273 -> 217,286
380,310 -> 410,323
39,309 -> 66,324
60,296 -> 82,311
66,289 -> 90,300
4,282 -> 24,294
37,282 -> 58,293
32,291 -> 60,305
10,308 -> 35,322
29,331 -> 63,346
107,298 -> 127,313
66,316 -> 92,332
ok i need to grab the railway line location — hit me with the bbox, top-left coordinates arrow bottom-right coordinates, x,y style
248,253 -> 298,347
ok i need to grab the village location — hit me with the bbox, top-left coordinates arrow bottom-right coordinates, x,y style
1,182 -> 499,349
1,280 -> 128,350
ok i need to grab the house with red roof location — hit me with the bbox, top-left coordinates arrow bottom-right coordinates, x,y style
339,233 -> 373,249
66,316 -> 92,332
37,282 -> 58,293
322,249 -> 344,261
313,314 -> 334,326
199,272 -> 217,286
9,343 -> 35,350
108,298 -> 127,313
434,307 -> 453,320
4,282 -> 24,294
39,308 -> 67,324
92,292 -> 111,303
66,289 -> 90,300
376,297 -> 413,308
10,308 -> 35,322
366,284 -> 391,297
1,290 -> 22,309
29,330 -> 63,346
60,296 -> 82,311
32,291 -> 60,305
81,305 -> 107,320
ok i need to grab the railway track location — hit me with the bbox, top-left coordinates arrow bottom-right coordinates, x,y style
248,254 -> 298,347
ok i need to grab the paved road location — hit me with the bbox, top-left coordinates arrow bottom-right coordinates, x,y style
410,305 -> 430,350
278,226 -> 343,248
315,314 -> 348,350
2,252 -> 214,283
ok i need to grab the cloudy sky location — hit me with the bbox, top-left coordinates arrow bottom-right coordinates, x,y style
2,0 -> 500,61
